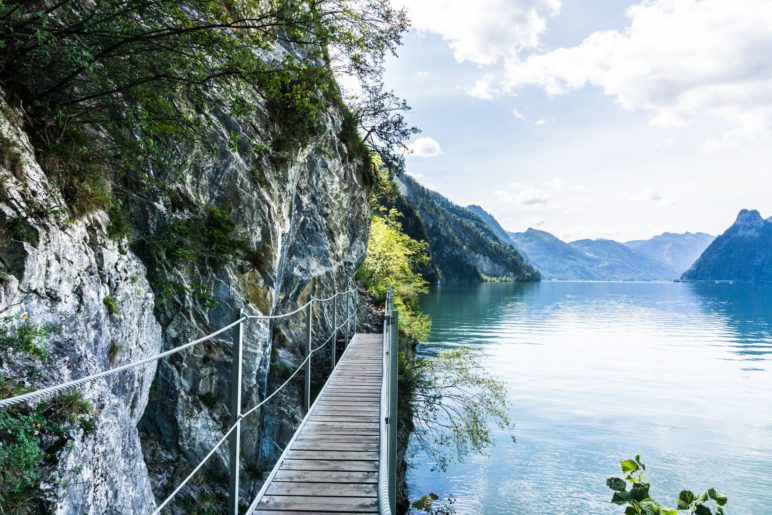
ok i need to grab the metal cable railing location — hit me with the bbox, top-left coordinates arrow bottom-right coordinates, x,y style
0,286 -> 360,514
378,288 -> 399,514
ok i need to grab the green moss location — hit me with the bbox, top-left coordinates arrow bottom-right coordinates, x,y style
103,295 -> 119,316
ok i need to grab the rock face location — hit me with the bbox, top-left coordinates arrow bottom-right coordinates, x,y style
396,175 -> 538,282
0,97 -> 162,513
682,209 -> 772,282
0,68 -> 370,511
626,232 -> 714,275
133,90 -> 370,506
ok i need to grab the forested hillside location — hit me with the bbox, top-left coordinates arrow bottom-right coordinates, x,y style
396,175 -> 538,282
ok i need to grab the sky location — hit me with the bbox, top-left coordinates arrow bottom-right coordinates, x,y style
383,0 -> 772,242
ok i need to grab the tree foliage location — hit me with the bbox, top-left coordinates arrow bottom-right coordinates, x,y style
607,455 -> 728,515
0,0 -> 414,214
406,347 -> 513,471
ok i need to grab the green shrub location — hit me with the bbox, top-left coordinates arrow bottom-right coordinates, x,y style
106,200 -> 133,241
0,379 -> 94,511
0,317 -> 49,358
103,295 -> 119,316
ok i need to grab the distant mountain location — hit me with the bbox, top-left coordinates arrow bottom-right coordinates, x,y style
682,209 -> 772,282
396,176 -> 539,282
570,238 -> 679,280
509,228 -> 606,280
626,232 -> 714,274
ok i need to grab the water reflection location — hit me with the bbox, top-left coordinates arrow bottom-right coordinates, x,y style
408,282 -> 772,514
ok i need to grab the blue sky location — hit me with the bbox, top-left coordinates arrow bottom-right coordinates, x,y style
384,0 -> 772,241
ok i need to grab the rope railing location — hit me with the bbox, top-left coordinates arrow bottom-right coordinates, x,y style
0,286 -> 360,514
0,288 -> 356,410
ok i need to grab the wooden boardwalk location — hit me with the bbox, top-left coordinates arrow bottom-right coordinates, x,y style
253,333 -> 383,513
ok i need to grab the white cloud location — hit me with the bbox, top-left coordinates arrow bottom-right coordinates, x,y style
468,74 -> 498,100
393,0 -> 561,65
512,108 -> 526,120
500,0 -> 772,146
408,137 -> 443,157
535,117 -> 547,125
546,177 -> 563,190
495,185 -> 551,205
517,188 -> 550,205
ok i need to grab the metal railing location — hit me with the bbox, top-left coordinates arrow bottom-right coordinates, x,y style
378,287 -> 399,514
0,286 -> 360,514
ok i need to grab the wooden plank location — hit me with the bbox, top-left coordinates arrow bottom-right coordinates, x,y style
292,442 -> 377,452
280,459 -> 378,472
294,434 -> 378,443
272,470 -> 377,483
265,482 -> 377,497
286,450 -> 379,461
257,495 -> 377,512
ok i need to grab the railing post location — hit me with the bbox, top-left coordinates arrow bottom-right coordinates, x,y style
344,290 -> 350,347
353,289 -> 358,334
332,293 -> 337,370
388,307 -> 399,511
228,312 -> 244,515
304,300 -> 312,413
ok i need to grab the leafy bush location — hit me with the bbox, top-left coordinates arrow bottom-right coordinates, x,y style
357,207 -> 431,343
607,455 -> 728,515
0,378 -> 94,512
0,316 -> 49,358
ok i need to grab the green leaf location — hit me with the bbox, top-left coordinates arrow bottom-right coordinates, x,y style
612,490 -> 632,505
607,477 -> 627,492
707,488 -> 728,506
694,505 -> 712,515
661,510 -> 679,515
625,507 -> 640,515
630,483 -> 651,502
621,459 -> 640,474
678,490 -> 695,507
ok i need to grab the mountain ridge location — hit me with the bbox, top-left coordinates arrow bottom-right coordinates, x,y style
682,209 -> 772,282
468,205 -> 714,281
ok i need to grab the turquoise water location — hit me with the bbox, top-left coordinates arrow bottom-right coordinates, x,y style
407,282 -> 772,514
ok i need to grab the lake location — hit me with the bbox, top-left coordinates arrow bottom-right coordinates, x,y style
407,281 -> 772,514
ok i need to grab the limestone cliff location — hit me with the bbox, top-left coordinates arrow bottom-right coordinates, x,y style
0,71 -> 370,512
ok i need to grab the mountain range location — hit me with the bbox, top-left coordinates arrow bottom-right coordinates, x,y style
468,205 -> 714,281
395,178 -> 768,284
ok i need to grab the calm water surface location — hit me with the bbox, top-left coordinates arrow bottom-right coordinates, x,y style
407,282 -> 772,514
